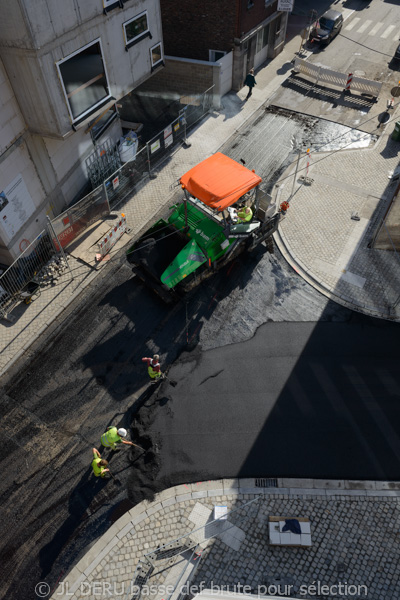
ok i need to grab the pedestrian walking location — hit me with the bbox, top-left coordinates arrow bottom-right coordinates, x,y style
100,426 -> 135,451
244,68 -> 256,99
142,354 -> 165,382
91,448 -> 110,478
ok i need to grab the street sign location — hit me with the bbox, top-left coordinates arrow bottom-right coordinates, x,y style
278,0 -> 294,11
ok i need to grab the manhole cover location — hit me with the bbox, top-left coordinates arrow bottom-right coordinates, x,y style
391,86 -> 400,97
378,112 -> 391,125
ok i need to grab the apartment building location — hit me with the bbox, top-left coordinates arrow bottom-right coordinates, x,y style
159,0 -> 289,91
0,0 -> 163,263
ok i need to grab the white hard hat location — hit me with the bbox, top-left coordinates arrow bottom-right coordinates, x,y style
117,428 -> 127,437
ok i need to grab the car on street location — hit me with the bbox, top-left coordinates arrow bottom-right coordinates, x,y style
395,41 -> 400,60
309,10 -> 343,46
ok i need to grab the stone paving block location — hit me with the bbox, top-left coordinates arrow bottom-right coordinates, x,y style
223,478 -> 240,491
176,493 -> 192,502
366,489 -> 400,497
265,487 -> 290,496
117,522 -> 135,540
344,480 -> 377,490
128,504 -> 147,519
131,513 -> 148,526
162,496 -> 176,508
313,479 -> 345,489
326,489 -> 366,497
207,489 -> 225,497
190,480 -> 224,491
289,488 -> 319,496
147,502 -> 163,516
192,490 -> 208,499
377,481 -> 400,490
282,478 -> 315,489
238,478 -> 256,489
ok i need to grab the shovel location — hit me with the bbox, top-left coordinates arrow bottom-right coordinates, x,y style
107,468 -> 122,486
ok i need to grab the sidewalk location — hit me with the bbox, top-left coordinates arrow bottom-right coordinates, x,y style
50,477 -> 400,600
1,17 -> 400,380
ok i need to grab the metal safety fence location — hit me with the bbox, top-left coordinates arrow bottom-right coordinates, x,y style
105,85 -> 214,210
0,86 -> 214,321
123,496 -> 262,600
0,229 -> 63,320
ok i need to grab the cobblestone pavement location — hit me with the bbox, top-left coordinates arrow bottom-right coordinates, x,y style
275,137 -> 400,320
51,479 -> 400,600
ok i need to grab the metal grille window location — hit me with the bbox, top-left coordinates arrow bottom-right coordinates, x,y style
123,11 -> 149,46
150,43 -> 163,68
57,39 -> 111,123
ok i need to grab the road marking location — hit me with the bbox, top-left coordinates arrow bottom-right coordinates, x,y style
345,17 -> 360,31
357,20 -> 372,34
286,373 -> 315,416
376,368 -> 400,396
368,22 -> 384,36
381,25 -> 396,39
310,363 -> 386,478
343,365 -> 400,460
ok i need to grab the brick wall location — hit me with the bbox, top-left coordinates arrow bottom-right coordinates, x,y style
238,0 -> 279,36
160,0 -> 237,61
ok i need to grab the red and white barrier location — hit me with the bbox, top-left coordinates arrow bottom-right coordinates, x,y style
345,73 -> 353,91
97,214 -> 127,259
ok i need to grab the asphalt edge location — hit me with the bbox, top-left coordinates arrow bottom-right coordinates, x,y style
51,477 -> 400,599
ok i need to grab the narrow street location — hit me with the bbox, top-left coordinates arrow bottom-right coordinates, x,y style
1,1 -> 400,596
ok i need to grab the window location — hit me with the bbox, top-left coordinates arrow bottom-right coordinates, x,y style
57,40 -> 111,123
123,11 -> 151,48
103,0 -> 121,12
150,43 -> 163,69
263,24 -> 269,47
209,50 -> 226,62
256,25 -> 269,54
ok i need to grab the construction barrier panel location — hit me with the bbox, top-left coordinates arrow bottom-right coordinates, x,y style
97,215 -> 127,258
293,58 -> 382,98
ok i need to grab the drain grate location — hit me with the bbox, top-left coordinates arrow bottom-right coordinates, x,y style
255,478 -> 278,488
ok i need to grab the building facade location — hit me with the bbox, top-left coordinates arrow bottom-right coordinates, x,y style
159,0 -> 288,91
0,0 -> 163,263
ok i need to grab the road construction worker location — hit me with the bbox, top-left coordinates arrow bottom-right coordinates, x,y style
101,426 -> 135,451
142,354 -> 164,381
237,206 -> 253,223
91,448 -> 110,478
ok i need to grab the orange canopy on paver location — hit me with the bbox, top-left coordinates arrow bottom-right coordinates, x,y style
180,152 -> 262,211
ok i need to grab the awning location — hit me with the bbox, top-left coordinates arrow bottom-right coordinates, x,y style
180,152 -> 262,211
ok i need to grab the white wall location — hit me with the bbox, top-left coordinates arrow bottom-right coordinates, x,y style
218,52 -> 233,97
0,60 -> 25,154
0,0 -> 163,137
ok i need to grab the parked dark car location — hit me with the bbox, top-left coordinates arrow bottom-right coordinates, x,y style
309,10 -> 343,45
395,42 -> 400,60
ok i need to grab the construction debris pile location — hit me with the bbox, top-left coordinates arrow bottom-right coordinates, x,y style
35,256 -> 69,286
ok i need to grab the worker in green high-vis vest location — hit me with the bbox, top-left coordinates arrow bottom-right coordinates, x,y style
237,206 -> 253,223
100,426 -> 135,451
91,448 -> 110,478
